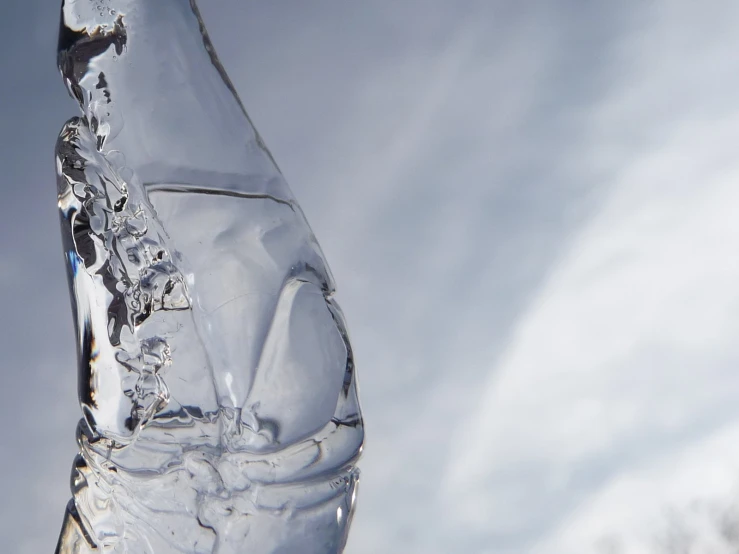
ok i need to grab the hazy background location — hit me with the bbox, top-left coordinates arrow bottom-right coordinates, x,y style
2,1 -> 739,553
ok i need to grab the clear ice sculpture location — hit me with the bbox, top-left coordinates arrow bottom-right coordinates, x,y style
53,1 -> 363,552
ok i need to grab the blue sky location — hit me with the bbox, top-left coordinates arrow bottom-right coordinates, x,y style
2,1 -> 739,553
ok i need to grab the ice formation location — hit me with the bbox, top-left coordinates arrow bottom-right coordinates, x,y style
54,1 -> 363,552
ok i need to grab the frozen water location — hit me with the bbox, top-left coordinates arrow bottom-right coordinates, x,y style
54,1 -> 363,552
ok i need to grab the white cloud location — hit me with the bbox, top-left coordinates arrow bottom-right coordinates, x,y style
533,420 -> 739,554
442,1 -> 739,548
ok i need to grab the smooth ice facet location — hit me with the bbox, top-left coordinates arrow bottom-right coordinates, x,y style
54,1 -> 363,552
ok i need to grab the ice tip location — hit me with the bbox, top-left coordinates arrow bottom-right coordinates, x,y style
57,0 -> 127,93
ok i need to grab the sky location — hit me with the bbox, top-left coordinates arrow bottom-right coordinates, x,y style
2,1 -> 739,553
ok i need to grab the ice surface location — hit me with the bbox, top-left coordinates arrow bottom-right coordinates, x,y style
53,1 -> 363,552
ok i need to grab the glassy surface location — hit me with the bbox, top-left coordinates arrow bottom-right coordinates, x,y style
54,1 -> 363,552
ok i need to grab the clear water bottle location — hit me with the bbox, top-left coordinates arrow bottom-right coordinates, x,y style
54,1 -> 363,552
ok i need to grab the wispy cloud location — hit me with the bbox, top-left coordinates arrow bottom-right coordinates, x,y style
442,1 -> 739,551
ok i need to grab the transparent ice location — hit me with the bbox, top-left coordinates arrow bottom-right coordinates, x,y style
53,1 -> 363,552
